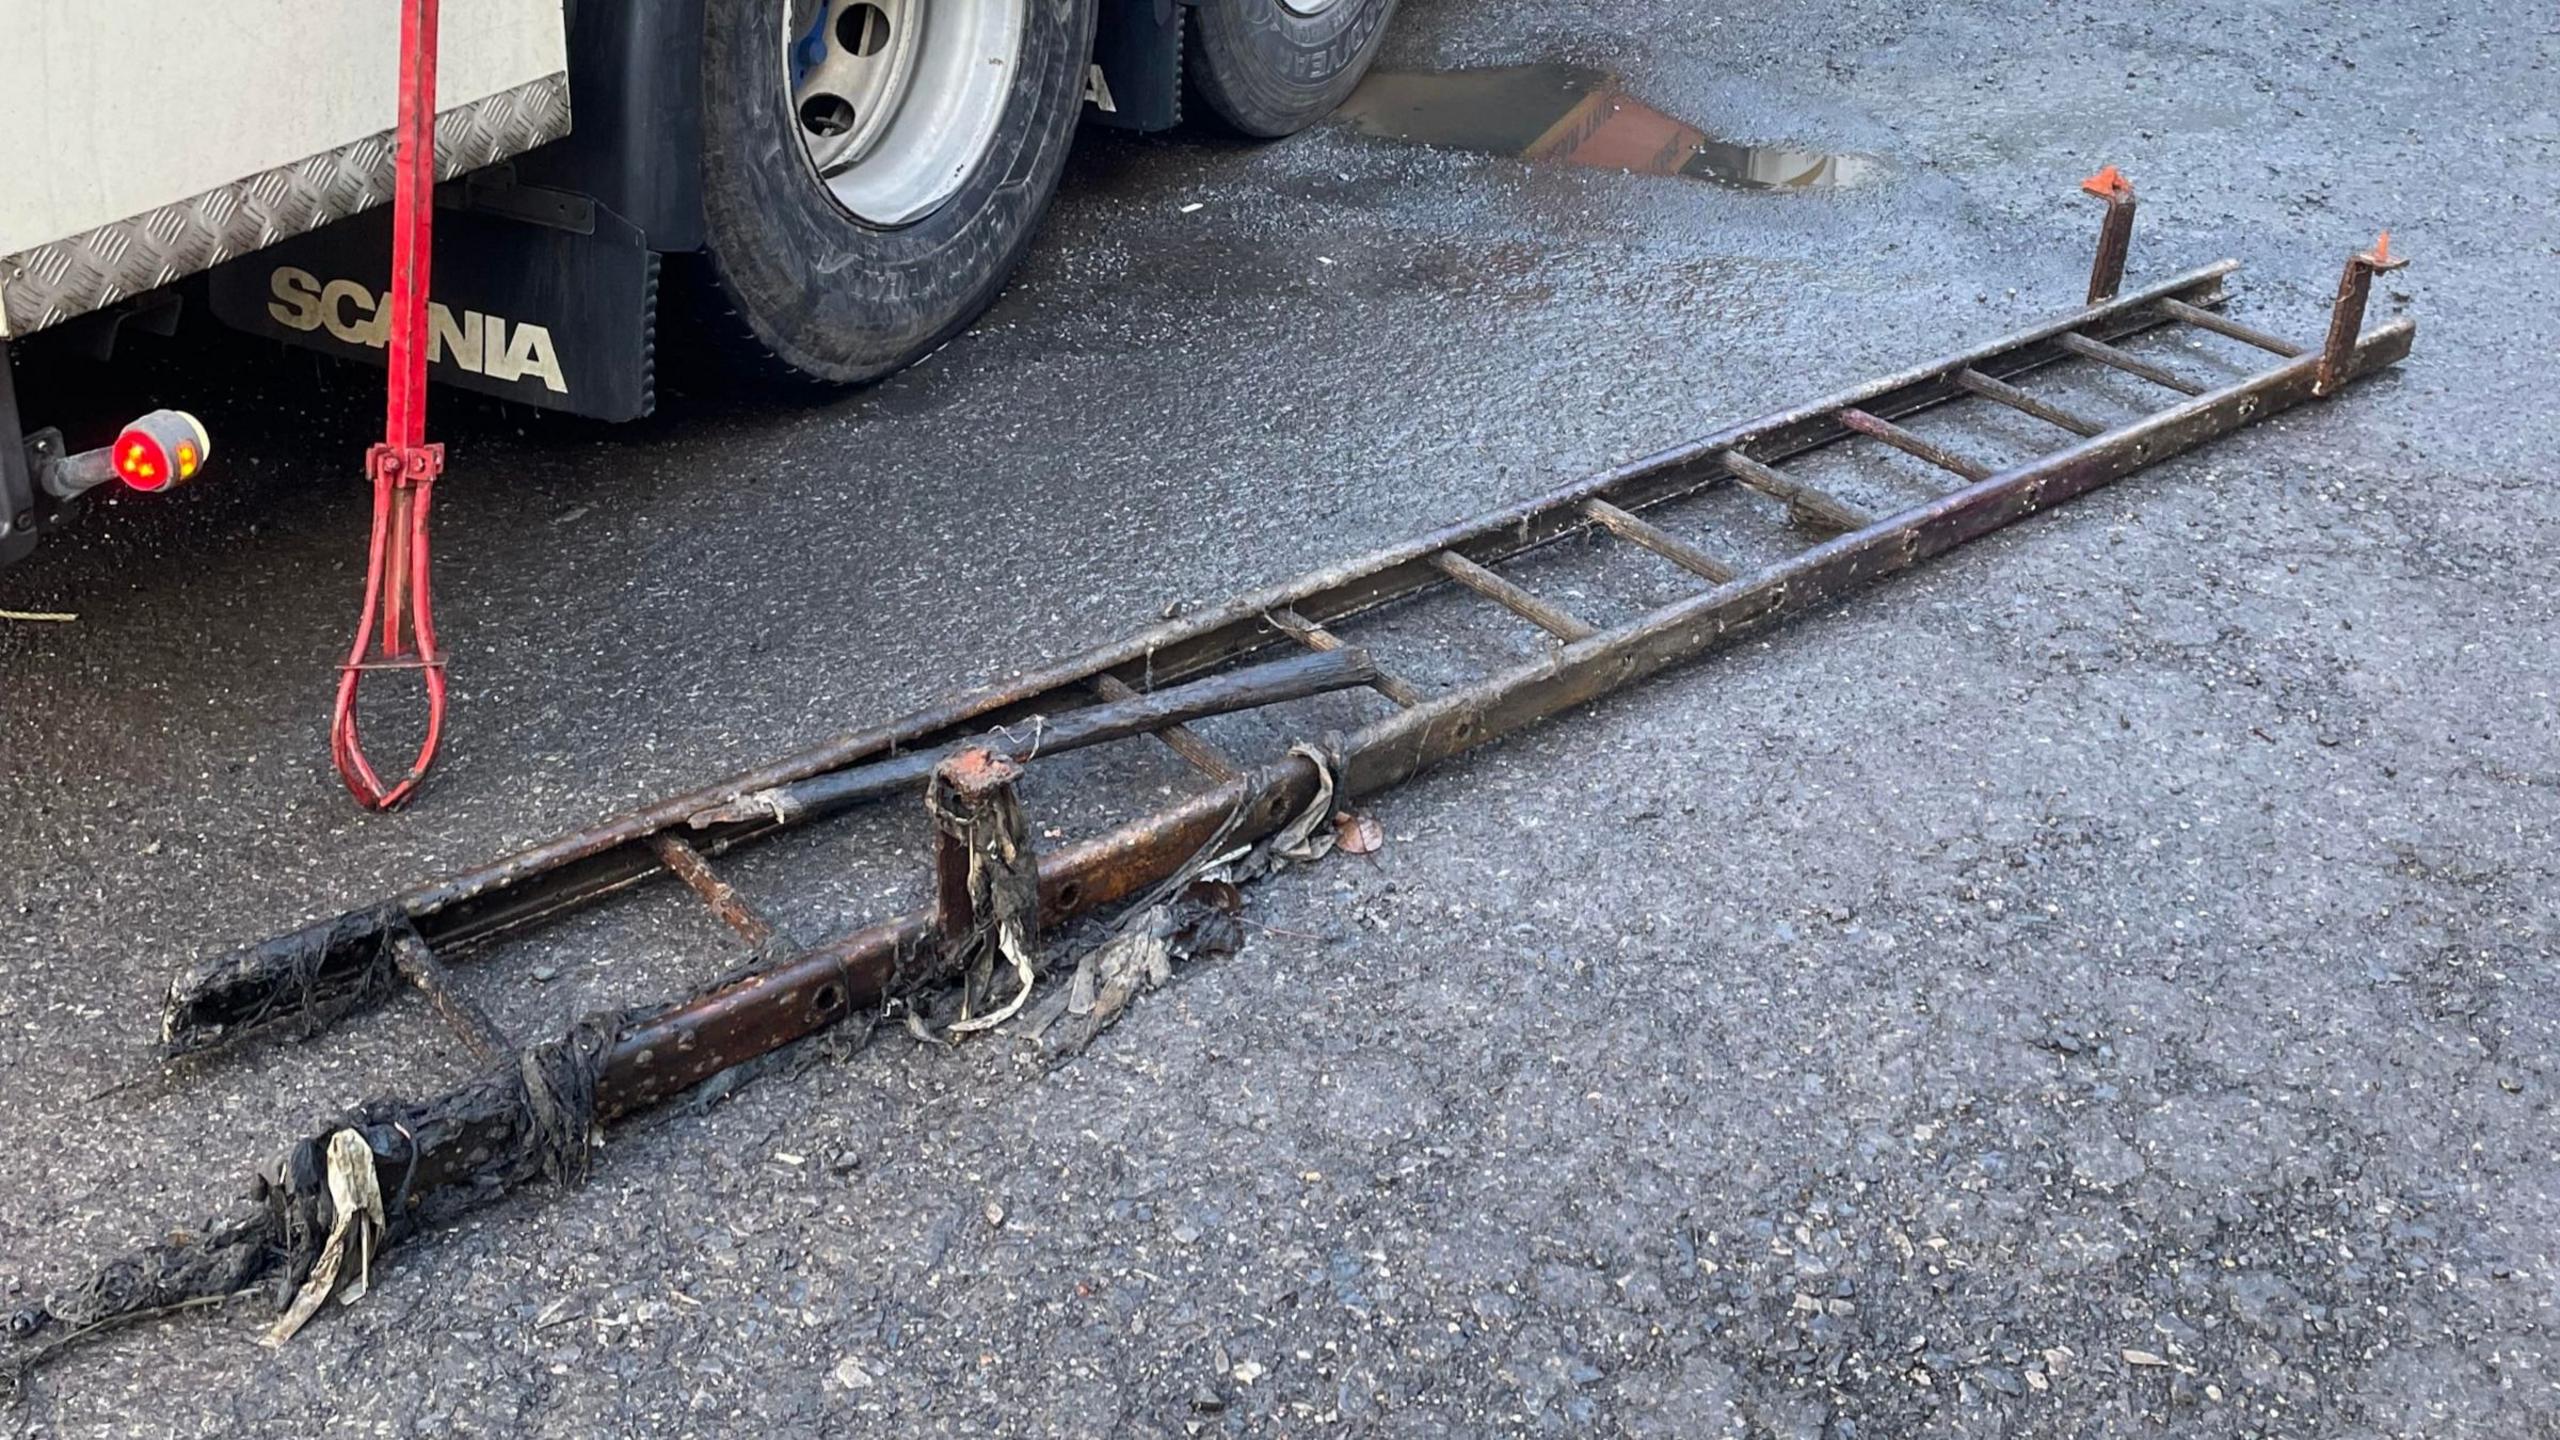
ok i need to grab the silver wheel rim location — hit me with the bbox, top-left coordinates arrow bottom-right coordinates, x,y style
785,0 -> 1026,227
1277,0 -> 1347,13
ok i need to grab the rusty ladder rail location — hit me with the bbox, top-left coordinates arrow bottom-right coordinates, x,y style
161,181 -> 2416,1080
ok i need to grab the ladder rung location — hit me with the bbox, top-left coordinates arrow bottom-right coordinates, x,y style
2155,297 -> 2304,357
1954,369 -> 2106,438
1091,674 -> 1242,784
390,932 -> 510,1065
1719,451 -> 1875,533
1838,409 -> 1995,481
647,833 -> 776,946
2055,332 -> 2209,395
1268,607 -> 1425,708
1581,499 -> 1737,583
1430,551 -> 1598,642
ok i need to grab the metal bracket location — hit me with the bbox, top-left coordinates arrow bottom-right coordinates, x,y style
2082,164 -> 2138,304
2317,231 -> 2408,397
365,443 -> 447,487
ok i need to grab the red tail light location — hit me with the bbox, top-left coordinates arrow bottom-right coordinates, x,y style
111,411 -> 212,493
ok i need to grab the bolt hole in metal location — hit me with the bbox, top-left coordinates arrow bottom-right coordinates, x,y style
799,93 -> 858,135
813,983 -> 846,1016
840,1 -> 890,53
786,0 -> 1025,226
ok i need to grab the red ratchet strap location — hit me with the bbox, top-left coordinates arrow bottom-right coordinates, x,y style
331,0 -> 448,810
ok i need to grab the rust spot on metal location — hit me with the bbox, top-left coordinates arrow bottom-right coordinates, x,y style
938,745 -> 1024,801
646,832 -> 777,946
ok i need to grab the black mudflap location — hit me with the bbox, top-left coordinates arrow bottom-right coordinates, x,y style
1086,0 -> 1185,132
207,190 -> 659,422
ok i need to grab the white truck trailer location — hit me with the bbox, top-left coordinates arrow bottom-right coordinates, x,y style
0,0 -> 1397,569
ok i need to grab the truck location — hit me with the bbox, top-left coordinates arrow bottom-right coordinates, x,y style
0,0 -> 1399,571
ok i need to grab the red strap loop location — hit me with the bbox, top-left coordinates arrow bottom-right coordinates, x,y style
331,0 -> 448,811
330,446 -> 447,809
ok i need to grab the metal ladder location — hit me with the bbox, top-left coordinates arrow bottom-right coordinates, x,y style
163,175 -> 2415,1123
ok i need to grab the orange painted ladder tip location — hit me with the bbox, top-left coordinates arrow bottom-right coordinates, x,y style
2081,164 -> 2134,201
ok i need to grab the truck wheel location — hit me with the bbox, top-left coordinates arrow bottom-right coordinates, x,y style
1186,0 -> 1398,140
694,0 -> 1098,384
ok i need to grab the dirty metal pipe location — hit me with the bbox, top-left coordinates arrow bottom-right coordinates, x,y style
1952,369 -> 2106,438
1266,608 -> 1428,708
1581,499 -> 1739,582
2154,298 -> 2304,358
645,833 -> 776,946
389,934 -> 508,1064
2053,332 -> 2209,396
1090,674 -> 1242,783
1430,551 -> 1597,641
685,647 -> 1377,830
1837,408 -> 1995,481
1714,451 -> 1874,534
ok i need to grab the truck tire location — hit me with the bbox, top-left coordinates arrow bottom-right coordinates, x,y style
1185,0 -> 1397,140
693,0 -> 1098,384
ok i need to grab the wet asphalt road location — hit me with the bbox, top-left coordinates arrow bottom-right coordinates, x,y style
2,1 -> 2555,1435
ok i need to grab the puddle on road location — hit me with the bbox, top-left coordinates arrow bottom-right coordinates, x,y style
1336,64 -> 1884,191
